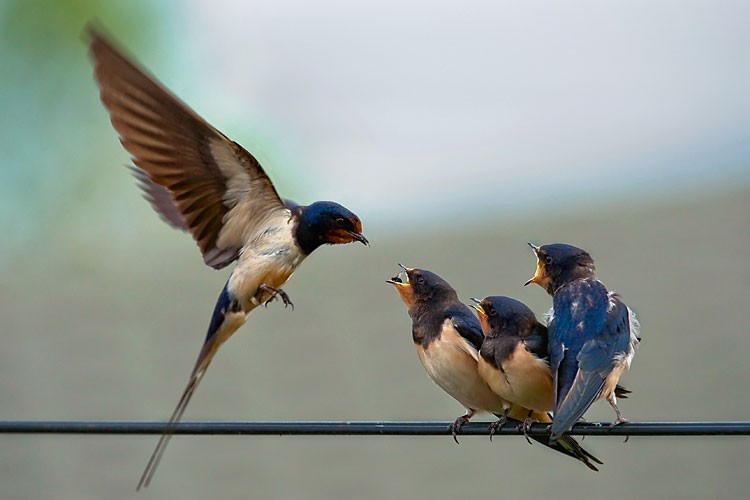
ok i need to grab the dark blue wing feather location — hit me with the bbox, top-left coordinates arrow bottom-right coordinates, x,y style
523,323 -> 549,360
445,303 -> 484,351
548,280 -> 607,408
549,279 -> 634,441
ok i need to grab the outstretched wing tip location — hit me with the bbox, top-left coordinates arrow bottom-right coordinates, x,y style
89,31 -> 286,268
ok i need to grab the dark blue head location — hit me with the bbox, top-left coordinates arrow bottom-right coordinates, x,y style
386,266 -> 458,311
525,242 -> 596,294
473,296 -> 539,338
293,201 -> 367,255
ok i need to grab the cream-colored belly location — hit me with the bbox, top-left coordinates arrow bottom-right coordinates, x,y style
416,325 -> 507,414
229,224 -> 305,310
599,357 -> 631,401
477,344 -> 554,412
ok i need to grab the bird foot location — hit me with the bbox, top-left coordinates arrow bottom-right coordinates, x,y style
259,284 -> 294,310
609,416 -> 630,429
488,416 -> 507,442
448,416 -> 470,444
517,417 -> 534,445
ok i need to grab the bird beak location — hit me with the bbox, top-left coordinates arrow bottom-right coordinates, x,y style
524,271 -> 541,287
467,298 -> 485,316
346,230 -> 369,246
387,264 -> 410,286
387,267 -> 415,308
524,244 -> 545,287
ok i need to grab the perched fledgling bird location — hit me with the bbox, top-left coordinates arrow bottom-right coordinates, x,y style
473,296 -> 553,432
387,266 -> 601,471
87,29 -> 368,489
525,243 -> 640,444
472,296 -> 631,435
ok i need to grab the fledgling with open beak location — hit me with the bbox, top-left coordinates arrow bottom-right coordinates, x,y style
472,296 -> 631,436
87,28 -> 368,489
525,243 -> 640,444
388,266 -> 602,471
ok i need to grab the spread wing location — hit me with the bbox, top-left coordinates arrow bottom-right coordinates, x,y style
89,28 -> 287,269
446,303 -> 484,352
129,165 -> 189,231
549,280 -> 632,440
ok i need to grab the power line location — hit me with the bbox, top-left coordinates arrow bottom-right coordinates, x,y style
1,421 -> 749,436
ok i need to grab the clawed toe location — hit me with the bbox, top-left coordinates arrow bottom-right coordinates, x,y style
519,417 -> 534,445
448,416 -> 469,444
609,416 -> 630,429
259,284 -> 294,310
488,417 -> 507,442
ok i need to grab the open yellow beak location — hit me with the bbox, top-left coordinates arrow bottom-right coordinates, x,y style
386,263 -> 410,286
470,302 -> 486,317
524,242 -> 545,287
386,279 -> 409,287
524,259 -> 545,287
387,264 -> 416,308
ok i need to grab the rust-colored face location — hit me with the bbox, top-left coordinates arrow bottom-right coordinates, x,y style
325,217 -> 368,245
471,303 -> 491,335
386,265 -> 416,309
524,243 -> 551,290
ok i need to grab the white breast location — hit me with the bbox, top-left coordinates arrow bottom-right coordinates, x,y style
416,320 -> 507,414
228,215 -> 306,310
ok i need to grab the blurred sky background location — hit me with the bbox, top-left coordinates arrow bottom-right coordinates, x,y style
0,1 -> 749,499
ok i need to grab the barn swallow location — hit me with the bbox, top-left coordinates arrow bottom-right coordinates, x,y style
388,266 -> 601,471
525,243 -> 640,444
87,29 -> 368,489
472,296 -> 630,436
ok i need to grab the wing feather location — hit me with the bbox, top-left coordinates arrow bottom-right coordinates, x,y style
549,279 -> 632,441
89,28 -> 286,269
446,304 -> 485,351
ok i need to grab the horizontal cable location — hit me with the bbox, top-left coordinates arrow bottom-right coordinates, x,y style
0,421 -> 749,436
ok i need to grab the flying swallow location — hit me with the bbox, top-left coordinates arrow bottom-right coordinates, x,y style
87,29 -> 368,489
387,266 -> 601,470
525,243 -> 640,444
471,296 -> 631,435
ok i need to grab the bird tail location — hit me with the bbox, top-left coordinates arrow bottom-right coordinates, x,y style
550,373 -> 606,444
525,411 -> 602,471
137,282 -> 246,490
136,348 -> 212,490
614,384 -> 631,399
542,434 -> 602,471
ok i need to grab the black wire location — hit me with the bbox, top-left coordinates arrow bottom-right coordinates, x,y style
1,421 -> 749,436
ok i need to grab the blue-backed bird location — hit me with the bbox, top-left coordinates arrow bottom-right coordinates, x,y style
471,296 -> 631,437
525,243 -> 640,444
87,29 -> 368,489
387,266 -> 601,471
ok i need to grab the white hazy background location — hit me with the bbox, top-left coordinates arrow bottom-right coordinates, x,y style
182,0 -> 750,224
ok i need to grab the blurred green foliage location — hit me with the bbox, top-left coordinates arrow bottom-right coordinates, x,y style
0,0 -> 159,259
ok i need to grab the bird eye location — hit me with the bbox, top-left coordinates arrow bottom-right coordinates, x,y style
416,276 -> 425,284
488,307 -> 497,317
544,255 -> 553,265
335,217 -> 346,225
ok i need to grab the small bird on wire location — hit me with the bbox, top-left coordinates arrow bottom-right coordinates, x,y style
525,243 -> 640,443
387,265 -> 601,470
87,28 -> 368,489
471,296 -> 631,436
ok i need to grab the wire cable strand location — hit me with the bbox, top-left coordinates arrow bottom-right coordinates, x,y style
1,421 -> 749,436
